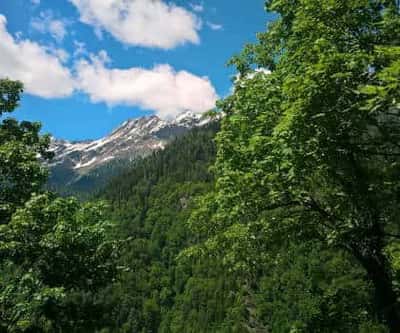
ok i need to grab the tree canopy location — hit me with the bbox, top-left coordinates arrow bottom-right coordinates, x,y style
187,0 -> 400,331
0,79 -> 118,332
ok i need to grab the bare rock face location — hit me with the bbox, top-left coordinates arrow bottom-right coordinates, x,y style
47,111 -> 211,193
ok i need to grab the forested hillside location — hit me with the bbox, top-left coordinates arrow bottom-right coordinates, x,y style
46,112 -> 212,198
97,122 -> 386,332
98,122 -> 219,331
1,0 -> 400,332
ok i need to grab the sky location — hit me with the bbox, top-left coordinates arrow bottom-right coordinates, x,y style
0,0 -> 273,141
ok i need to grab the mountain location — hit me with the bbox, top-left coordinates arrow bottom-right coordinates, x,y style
47,111 -> 213,196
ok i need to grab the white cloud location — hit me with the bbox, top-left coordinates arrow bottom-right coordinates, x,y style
31,11 -> 68,42
31,0 -> 40,5
0,15 -> 74,98
190,3 -> 204,13
69,0 -> 201,49
50,48 -> 70,63
76,51 -> 218,119
0,13 -> 217,116
207,22 -> 223,31
49,20 -> 67,42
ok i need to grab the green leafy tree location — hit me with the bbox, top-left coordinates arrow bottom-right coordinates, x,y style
187,1 -> 400,332
0,194 -> 117,332
0,79 -> 118,332
0,79 -> 23,115
0,79 -> 53,223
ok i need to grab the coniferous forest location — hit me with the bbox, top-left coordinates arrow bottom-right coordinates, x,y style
1,1 -> 400,332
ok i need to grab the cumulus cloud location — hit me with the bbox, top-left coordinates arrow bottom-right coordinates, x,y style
76,51 -> 218,119
69,0 -> 201,49
31,11 -> 69,42
0,13 -> 217,116
49,48 -> 70,63
0,15 -> 74,98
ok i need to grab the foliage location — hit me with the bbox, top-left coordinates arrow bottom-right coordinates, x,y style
186,0 -> 400,331
99,123 -> 220,332
0,79 -> 23,116
0,79 -> 118,332
99,120 -> 386,332
0,78 -> 53,222
0,194 -> 117,332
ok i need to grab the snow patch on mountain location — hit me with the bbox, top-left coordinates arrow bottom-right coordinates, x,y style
48,110 -> 212,174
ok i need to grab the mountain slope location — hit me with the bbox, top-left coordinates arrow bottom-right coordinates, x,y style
97,120 -> 378,333
47,111 -> 212,196
98,122 -> 221,332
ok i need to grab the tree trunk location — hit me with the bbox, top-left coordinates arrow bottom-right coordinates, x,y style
355,249 -> 400,333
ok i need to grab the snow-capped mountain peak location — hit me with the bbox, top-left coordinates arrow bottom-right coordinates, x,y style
48,111 -> 212,174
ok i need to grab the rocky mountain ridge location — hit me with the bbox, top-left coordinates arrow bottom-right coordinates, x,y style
47,111 -> 214,195
49,110 -> 210,173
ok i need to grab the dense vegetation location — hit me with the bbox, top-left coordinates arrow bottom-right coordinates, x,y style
1,0 -> 400,332
0,80 -> 118,332
99,123 -> 219,332
183,0 -> 400,331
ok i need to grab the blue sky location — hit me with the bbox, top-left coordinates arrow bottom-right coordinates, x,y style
0,0 -> 273,140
